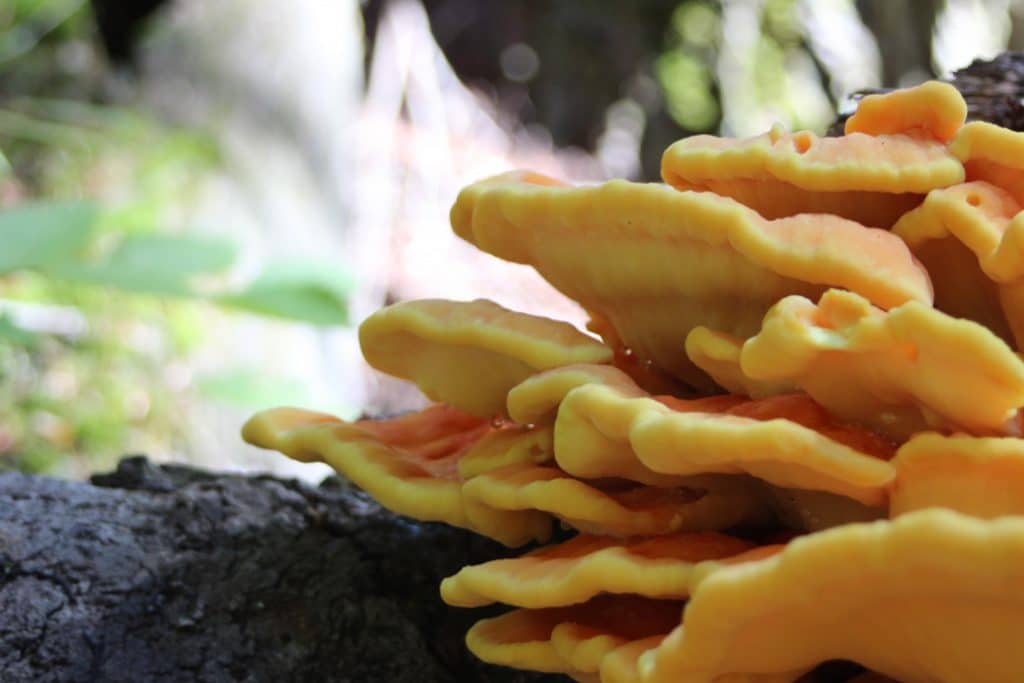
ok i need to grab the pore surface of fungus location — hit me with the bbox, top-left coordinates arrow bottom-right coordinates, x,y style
452,171 -> 931,389
359,298 -> 611,417
641,509 -> 1024,683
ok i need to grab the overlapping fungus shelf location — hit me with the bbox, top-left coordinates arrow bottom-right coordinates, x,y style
244,81 -> 1024,682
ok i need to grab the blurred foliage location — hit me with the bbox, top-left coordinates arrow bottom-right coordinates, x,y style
0,0 -> 349,474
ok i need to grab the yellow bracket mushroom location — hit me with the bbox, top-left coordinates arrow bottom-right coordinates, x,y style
242,405 -> 552,547
891,432 -> 1024,518
892,180 -> 1024,348
950,120 -> 1024,205
451,171 -> 931,390
688,289 -> 1024,439
557,382 -> 895,507
440,531 -> 754,608
359,298 -> 612,417
662,83 -> 965,228
462,462 -> 765,537
641,509 -> 1024,683
466,596 -> 684,680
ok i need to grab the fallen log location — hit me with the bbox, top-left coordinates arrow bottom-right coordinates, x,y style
0,456 -> 556,682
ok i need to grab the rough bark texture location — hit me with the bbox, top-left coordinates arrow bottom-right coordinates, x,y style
0,456 -> 558,683
829,52 -> 1024,134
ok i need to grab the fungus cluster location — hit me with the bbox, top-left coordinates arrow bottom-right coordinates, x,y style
243,81 -> 1024,682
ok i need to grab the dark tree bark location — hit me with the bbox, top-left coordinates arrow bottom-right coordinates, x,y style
0,456 -> 557,683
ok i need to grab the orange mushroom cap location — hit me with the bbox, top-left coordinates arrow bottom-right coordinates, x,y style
452,171 -> 932,390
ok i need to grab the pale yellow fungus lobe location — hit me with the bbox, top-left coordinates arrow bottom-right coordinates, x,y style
661,116 -> 963,227
891,180 -> 1024,347
461,462 -> 762,537
556,382 -> 895,506
950,120 -> 1024,204
891,432 -> 1024,518
465,596 -> 683,678
844,81 -> 967,142
734,289 -> 1024,438
455,424 -> 554,479
440,531 -> 753,608
506,363 -> 645,427
452,171 -> 931,389
641,510 -> 1024,683
359,298 -> 612,417
242,405 -> 551,547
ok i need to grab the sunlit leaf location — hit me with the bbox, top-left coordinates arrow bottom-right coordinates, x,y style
218,260 -> 351,326
0,200 -> 98,274
52,233 -> 237,296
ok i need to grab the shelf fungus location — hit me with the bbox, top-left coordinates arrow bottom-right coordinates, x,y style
641,510 -> 1024,683
440,531 -> 755,609
892,180 -> 1024,348
689,289 -> 1024,439
465,596 -> 685,680
244,78 -> 1024,682
891,432 -> 1024,518
242,405 -> 551,547
661,84 -> 966,228
556,382 -> 895,506
359,298 -> 612,417
451,171 -> 931,390
950,120 -> 1024,205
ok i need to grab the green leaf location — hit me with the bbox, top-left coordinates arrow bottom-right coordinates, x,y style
198,368 -> 309,410
218,260 -> 351,326
0,201 -> 98,274
0,313 -> 37,346
52,233 -> 237,296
